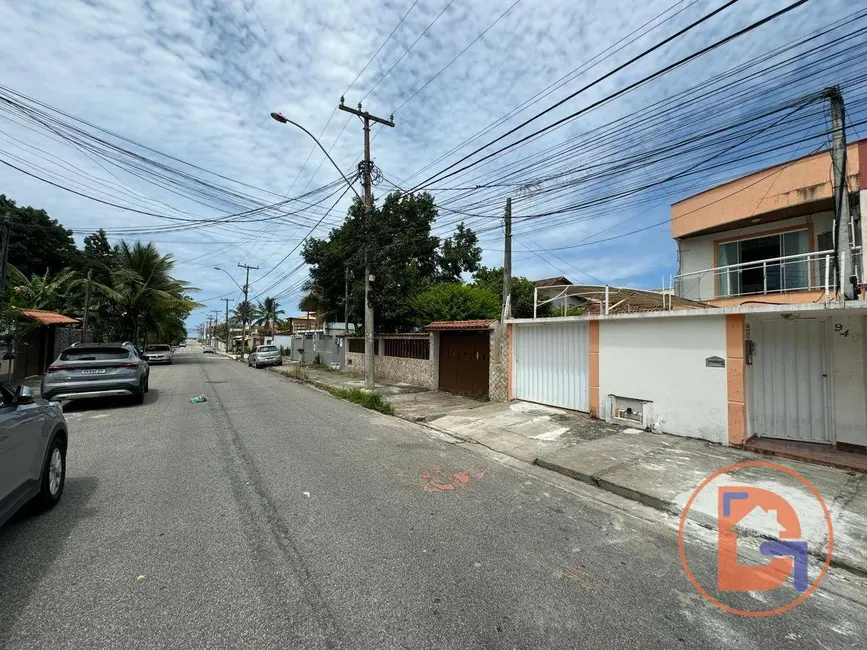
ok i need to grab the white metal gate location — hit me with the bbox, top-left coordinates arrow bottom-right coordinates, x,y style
749,319 -> 831,443
513,322 -> 589,411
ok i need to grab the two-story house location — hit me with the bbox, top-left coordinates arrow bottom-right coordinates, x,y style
670,140 -> 867,461
673,141 -> 865,305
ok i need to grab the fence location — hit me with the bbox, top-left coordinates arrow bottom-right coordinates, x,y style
344,334 -> 434,388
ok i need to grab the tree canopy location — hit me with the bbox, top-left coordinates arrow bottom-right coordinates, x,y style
411,284 -> 500,324
1,194 -> 78,278
301,191 -> 482,332
471,266 -> 551,319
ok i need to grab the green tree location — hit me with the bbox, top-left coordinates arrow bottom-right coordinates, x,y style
471,266 -> 552,319
302,192 -> 481,332
411,283 -> 500,324
6,265 -> 84,314
231,300 -> 254,325
100,241 -> 199,347
1,194 -> 78,278
251,297 -> 285,334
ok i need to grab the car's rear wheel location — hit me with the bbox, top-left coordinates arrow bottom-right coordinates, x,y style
35,436 -> 66,510
133,379 -> 146,404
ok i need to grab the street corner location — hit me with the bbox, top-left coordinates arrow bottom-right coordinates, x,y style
420,468 -> 487,493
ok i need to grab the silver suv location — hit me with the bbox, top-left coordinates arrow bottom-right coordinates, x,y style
247,345 -> 282,369
0,382 -> 68,528
42,344 -> 150,404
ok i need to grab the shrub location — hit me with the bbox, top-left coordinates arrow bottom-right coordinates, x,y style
325,387 -> 394,415
411,283 -> 500,324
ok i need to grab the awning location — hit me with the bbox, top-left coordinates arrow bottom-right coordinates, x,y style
425,319 -> 496,331
20,309 -> 79,325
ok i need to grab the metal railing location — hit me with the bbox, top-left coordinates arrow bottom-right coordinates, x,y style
674,250 -> 836,301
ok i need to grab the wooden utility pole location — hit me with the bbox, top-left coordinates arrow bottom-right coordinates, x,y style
221,297 -> 231,354
826,86 -> 854,300
502,198 -> 512,320
0,216 -> 10,293
338,97 -> 394,390
237,263 -> 258,355
81,269 -> 93,343
211,310 -> 221,349
344,267 -> 349,335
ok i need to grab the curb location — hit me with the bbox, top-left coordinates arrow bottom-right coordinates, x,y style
261,364 -> 867,579
534,457 -> 866,578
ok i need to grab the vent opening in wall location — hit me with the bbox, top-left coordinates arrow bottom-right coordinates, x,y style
607,395 -> 655,430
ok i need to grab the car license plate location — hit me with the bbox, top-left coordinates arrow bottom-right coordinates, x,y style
80,369 -> 106,375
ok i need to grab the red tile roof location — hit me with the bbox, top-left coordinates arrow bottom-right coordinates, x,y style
20,310 -> 79,325
425,319 -> 496,330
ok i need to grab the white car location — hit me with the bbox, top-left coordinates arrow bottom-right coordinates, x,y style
143,344 -> 173,365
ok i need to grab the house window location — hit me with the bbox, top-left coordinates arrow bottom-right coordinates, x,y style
717,229 -> 810,297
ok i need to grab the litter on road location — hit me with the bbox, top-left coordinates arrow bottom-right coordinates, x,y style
188,395 -> 208,403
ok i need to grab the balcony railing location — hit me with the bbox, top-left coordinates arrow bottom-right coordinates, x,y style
674,250 -> 836,301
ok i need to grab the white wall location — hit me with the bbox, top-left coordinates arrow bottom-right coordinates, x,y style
676,212 -> 834,301
599,316 -> 729,443
832,314 -> 867,447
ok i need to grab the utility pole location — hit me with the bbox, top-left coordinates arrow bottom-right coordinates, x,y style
0,216 -> 10,293
211,309 -> 221,349
81,269 -> 93,343
339,97 -> 394,390
502,198 -> 512,320
826,86 -> 854,300
237,263 -> 258,356
344,267 -> 349,335
221,297 -> 231,354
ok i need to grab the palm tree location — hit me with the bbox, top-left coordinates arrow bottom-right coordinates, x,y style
101,241 -> 200,347
7,265 -> 84,314
251,297 -> 284,335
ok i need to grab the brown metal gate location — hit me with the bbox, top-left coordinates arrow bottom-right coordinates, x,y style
438,331 -> 489,398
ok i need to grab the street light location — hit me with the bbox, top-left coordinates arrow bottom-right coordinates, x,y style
213,266 -> 244,292
270,109 -> 376,386
269,112 -> 362,201
213,266 -> 245,357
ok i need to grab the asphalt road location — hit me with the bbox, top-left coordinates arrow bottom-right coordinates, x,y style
2,346 -> 866,649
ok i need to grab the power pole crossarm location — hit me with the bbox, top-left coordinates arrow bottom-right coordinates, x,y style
339,99 -> 394,390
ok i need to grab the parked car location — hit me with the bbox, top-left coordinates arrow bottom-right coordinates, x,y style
248,345 -> 282,369
0,382 -> 68,528
41,344 -> 150,405
202,346 -> 215,354
143,344 -> 173,365
178,342 -> 187,348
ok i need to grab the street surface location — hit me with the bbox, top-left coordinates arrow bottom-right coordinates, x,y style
1,345 -> 866,649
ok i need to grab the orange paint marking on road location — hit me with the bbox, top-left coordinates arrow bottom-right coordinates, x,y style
420,468 -> 486,492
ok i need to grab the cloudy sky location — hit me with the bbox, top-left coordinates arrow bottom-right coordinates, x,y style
0,0 -> 861,332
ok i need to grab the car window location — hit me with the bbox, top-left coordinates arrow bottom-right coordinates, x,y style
0,382 -> 15,406
259,346 -> 277,352
60,348 -> 131,361
147,345 -> 171,351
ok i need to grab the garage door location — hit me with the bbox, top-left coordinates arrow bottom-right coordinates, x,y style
513,322 -> 589,411
749,319 -> 830,443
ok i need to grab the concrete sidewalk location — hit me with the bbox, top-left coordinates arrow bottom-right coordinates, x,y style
270,364 -> 867,576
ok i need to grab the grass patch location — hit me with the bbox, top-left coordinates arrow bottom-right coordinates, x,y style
323,386 -> 394,415
309,363 -> 336,372
278,366 -> 393,415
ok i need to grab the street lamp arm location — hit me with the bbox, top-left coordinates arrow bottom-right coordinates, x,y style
270,112 -> 363,202
213,267 -> 245,293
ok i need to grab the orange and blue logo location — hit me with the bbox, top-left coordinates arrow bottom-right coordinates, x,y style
678,461 -> 834,616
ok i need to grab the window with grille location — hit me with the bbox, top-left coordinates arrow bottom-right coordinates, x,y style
348,339 -> 364,354
382,338 -> 429,360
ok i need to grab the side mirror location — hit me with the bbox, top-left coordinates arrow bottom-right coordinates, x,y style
15,384 -> 34,405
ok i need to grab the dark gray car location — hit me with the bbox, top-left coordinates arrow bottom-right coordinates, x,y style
41,344 -> 150,404
247,345 -> 282,368
0,382 -> 68,528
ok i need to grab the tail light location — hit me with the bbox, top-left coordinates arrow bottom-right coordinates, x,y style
47,365 -> 69,372
119,362 -> 139,368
